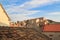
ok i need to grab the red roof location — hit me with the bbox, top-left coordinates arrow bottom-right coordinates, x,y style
43,24 -> 60,32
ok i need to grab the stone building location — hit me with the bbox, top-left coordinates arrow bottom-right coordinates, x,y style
24,17 -> 49,29
10,17 -> 60,40
0,4 -> 10,26
10,17 -> 49,27
43,24 -> 60,40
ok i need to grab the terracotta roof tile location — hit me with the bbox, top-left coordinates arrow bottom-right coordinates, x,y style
43,24 -> 60,32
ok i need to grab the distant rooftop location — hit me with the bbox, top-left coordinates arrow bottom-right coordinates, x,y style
43,24 -> 60,32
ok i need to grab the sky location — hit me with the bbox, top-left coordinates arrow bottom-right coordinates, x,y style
0,0 -> 60,22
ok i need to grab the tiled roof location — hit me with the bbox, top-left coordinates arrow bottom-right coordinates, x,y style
43,24 -> 60,32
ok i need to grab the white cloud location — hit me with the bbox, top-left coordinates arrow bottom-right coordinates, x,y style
1,0 -> 18,3
8,10 -> 40,22
19,0 -> 60,9
6,6 -> 40,16
9,13 -> 37,22
19,0 -> 50,9
53,0 -> 60,1
9,14 -> 28,22
47,12 -> 60,15
46,16 -> 60,22
6,5 -> 40,21
46,12 -> 60,22
5,0 -> 60,21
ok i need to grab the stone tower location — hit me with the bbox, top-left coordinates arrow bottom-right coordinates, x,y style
0,4 -> 10,26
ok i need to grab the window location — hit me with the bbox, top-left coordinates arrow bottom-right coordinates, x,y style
50,38 -> 52,40
49,35 -> 53,37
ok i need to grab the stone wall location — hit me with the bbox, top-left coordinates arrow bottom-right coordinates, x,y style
0,4 -> 10,26
42,32 -> 60,40
10,17 -> 49,27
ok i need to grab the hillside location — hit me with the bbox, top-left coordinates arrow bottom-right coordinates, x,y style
47,19 -> 60,24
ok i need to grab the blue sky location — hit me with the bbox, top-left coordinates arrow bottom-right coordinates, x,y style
0,0 -> 60,22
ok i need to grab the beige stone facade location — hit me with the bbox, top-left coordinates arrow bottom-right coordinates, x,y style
10,17 -> 49,27
0,4 -> 10,26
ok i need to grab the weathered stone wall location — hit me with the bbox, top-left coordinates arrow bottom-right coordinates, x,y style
42,32 -> 60,40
